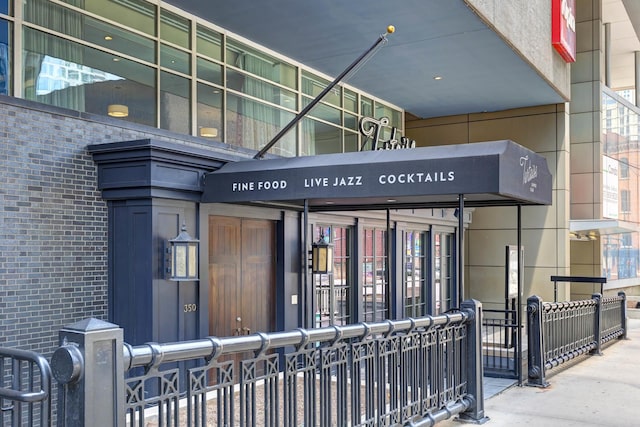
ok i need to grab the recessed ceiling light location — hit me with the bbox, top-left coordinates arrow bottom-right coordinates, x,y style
325,201 -> 335,205
433,76 -> 443,80
387,199 -> 397,203
104,35 -> 113,41
113,58 -> 120,62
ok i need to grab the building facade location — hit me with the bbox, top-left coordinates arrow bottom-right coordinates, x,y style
1,0 -> 639,355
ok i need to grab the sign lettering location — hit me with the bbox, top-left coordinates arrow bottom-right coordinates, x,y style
359,116 -> 416,151
552,0 -> 577,62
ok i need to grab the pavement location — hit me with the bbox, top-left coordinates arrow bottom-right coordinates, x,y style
440,318 -> 640,427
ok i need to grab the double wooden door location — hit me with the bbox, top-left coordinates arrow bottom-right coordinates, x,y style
208,216 -> 276,340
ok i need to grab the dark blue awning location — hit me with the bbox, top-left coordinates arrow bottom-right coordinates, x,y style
201,140 -> 552,211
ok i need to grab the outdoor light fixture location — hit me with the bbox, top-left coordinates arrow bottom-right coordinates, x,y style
166,223 -> 199,281
200,127 -> 218,138
311,234 -> 333,274
107,104 -> 129,117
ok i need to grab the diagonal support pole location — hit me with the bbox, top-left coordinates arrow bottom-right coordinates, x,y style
253,26 -> 395,159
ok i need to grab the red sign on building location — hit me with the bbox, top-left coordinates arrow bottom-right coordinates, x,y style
552,0 -> 577,62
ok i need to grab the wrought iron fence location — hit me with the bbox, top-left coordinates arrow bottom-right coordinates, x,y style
482,309 -> 520,379
51,300 -> 487,426
0,348 -> 52,427
526,292 -> 627,387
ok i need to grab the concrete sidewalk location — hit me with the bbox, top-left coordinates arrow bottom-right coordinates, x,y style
442,318 -> 640,426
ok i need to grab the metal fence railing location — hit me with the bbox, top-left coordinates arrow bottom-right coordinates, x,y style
526,292 -> 627,387
51,300 -> 488,427
482,309 -> 520,379
0,348 -> 52,427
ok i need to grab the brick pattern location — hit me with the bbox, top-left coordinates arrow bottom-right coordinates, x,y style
0,100 -> 188,356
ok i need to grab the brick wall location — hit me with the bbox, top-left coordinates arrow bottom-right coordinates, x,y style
0,97 -> 211,356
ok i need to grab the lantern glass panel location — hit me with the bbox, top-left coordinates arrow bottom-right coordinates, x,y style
188,243 -> 197,277
174,245 -> 187,278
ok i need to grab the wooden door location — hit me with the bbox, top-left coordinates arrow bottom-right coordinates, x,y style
208,216 -> 276,339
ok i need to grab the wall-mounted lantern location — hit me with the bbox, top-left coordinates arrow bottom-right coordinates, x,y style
166,223 -> 199,281
311,234 -> 333,275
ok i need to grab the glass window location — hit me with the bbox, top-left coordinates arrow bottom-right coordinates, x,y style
620,157 -> 629,179
23,28 -> 156,126
344,112 -> 358,131
1,0 -> 10,15
344,88 -> 357,113
362,227 -> 388,321
375,102 -> 402,128
197,57 -> 222,85
302,71 -> 341,107
302,97 -> 340,125
344,131 -> 358,153
62,0 -> 156,36
361,96 -> 373,117
300,118 -> 341,155
404,230 -> 427,317
196,25 -> 222,62
160,71 -> 190,134
313,225 -> 352,327
160,43 -> 190,75
227,39 -> 296,89
0,19 -> 10,96
160,8 -> 190,49
227,68 -> 297,108
197,82 -> 223,140
434,231 -> 454,314
621,190 -> 631,213
25,1 -> 156,64
226,92 -> 296,156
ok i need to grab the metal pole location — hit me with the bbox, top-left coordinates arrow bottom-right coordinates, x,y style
253,26 -> 395,159
635,51 -> 640,108
517,204 -> 523,385
303,199 -> 309,328
457,195 -> 464,307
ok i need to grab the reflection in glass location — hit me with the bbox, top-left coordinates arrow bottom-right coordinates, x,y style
23,28 -> 156,126
160,71 -> 190,134
314,225 -> 351,327
226,92 -> 295,156
362,228 -> 388,322
0,19 -> 10,95
197,82 -> 223,139
301,118 -> 341,155
404,230 -> 427,317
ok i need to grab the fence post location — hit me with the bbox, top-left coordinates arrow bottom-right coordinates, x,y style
457,299 -> 489,424
51,318 -> 125,427
591,293 -> 603,355
526,295 -> 549,387
619,291 -> 628,340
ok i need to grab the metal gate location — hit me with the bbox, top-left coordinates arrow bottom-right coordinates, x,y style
482,308 -> 520,379
0,348 -> 52,427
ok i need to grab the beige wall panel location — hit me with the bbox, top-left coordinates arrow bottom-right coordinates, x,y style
571,82 -> 598,114
571,202 -> 598,219
406,123 -> 469,147
555,148 -> 569,189
571,142 -> 595,174
528,266 -> 570,301
469,114 -> 558,152
467,229 -> 519,266
571,173 -> 596,204
466,265 -> 508,308
470,206 -> 517,229
570,112 -> 596,143
522,228 -> 560,268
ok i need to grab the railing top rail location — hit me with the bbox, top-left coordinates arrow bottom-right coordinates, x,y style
550,275 -> 607,284
543,298 -> 598,312
123,311 -> 471,371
